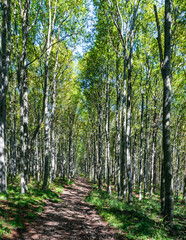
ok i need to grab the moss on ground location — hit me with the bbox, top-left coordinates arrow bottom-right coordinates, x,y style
0,177 -> 73,239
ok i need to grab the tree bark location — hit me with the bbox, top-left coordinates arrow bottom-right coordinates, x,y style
151,95 -> 157,197
98,102 -> 103,189
126,65 -> 132,203
154,0 -> 173,223
106,66 -> 111,195
115,50 -> 121,198
68,123 -> 74,179
50,32 -> 59,183
93,130 -> 97,183
175,140 -> 180,200
132,131 -> 137,190
183,159 -> 186,202
162,0 -> 173,223
0,0 -> 11,193
43,0 -> 53,189
143,94 -> 148,198
121,45 -> 127,198
17,0 -> 30,194
139,90 -> 144,200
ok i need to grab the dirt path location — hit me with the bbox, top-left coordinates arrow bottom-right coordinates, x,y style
11,177 -> 126,240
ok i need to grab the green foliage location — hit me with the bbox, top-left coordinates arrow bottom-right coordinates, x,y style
86,186 -> 185,240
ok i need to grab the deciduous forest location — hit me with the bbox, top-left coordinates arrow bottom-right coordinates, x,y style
0,0 -> 185,239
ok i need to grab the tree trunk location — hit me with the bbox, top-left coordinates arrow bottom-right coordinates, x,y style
143,94 -> 148,198
43,0 -> 52,189
161,158 -> 165,215
98,97 -> 103,189
163,0 -> 173,223
126,0 -> 139,204
143,54 -> 150,198
176,141 -> 180,200
50,124 -> 55,183
155,0 -> 173,223
132,132 -> 137,190
139,91 -> 144,200
13,86 -> 17,176
0,100 -> 7,193
62,136 -> 67,180
18,0 -> 30,194
126,69 -> 132,203
121,47 -> 127,198
93,130 -> 97,183
0,0 -> 11,194
50,34 -> 59,183
116,50 -> 121,198
183,159 -> 186,202
68,121 -> 74,179
98,102 -> 103,189
106,67 -> 111,195
151,96 -> 157,197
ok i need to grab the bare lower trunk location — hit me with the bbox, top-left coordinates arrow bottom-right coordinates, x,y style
62,137 -> 67,179
93,131 -> 97,183
0,100 -> 7,193
163,0 -> 173,223
0,0 -> 11,194
106,71 -> 111,195
161,158 -> 165,215
150,136 -> 155,197
20,93 -> 26,193
126,44 -> 133,204
143,94 -> 148,198
9,92 -> 13,182
155,0 -> 173,223
183,161 -> 186,201
151,93 -> 157,196
116,50 -> 121,198
98,104 -> 103,189
43,0 -> 52,189
176,142 -> 180,200
139,91 -> 144,200
36,135 -> 40,182
121,49 -> 127,198
132,132 -> 137,190
68,125 -> 73,179
18,0 -> 30,194
126,0 -> 138,203
126,80 -> 132,203
43,101 -> 50,189
50,125 -> 55,183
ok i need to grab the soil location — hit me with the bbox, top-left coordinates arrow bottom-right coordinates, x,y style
10,177 -> 127,240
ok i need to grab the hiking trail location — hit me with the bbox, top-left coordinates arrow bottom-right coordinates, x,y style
10,177 -> 126,240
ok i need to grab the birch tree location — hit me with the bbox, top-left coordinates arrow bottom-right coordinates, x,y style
0,0 -> 11,194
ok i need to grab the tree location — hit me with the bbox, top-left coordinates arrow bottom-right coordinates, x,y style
154,0 -> 173,223
0,0 -> 11,194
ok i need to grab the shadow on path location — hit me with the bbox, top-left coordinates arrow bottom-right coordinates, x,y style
10,177 -> 126,240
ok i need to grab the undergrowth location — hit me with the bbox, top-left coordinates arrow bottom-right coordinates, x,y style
86,185 -> 185,240
0,176 -> 73,239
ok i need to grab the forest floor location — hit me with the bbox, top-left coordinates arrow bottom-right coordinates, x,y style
5,177 -> 126,240
1,177 -> 185,240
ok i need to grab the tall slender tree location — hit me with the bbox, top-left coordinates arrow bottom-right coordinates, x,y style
0,0 -> 11,194
154,0 -> 173,222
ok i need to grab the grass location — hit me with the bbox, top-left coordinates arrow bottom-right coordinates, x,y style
86,185 -> 186,240
0,176 -> 73,239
